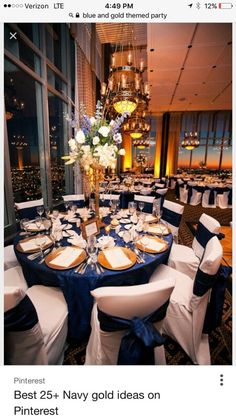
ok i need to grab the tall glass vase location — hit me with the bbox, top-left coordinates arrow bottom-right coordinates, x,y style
82,163 -> 104,219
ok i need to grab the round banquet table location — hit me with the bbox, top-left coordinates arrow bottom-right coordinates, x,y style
14,217 -> 173,344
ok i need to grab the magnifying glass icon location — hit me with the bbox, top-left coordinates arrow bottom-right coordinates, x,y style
69,13 -> 73,18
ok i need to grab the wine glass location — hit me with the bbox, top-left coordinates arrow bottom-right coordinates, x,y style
43,218 -> 51,235
71,204 -> 78,216
20,218 -> 30,236
36,206 -> 44,221
139,202 -> 144,212
35,234 -> 46,261
86,239 -> 97,271
141,235 -> 150,261
111,200 -> 117,215
123,230 -> 131,247
44,207 -> 51,219
51,227 -> 62,247
64,201 -> 70,212
35,217 -> 42,233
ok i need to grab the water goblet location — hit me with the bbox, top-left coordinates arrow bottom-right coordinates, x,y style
86,243 -> 98,271
139,202 -> 144,212
64,201 -> 70,213
35,234 -> 46,262
44,207 -> 51,219
43,218 -> 51,235
35,217 -> 42,233
141,235 -> 150,261
36,206 -> 44,221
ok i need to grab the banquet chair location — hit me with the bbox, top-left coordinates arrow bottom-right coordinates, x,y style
15,198 -> 44,220
4,285 -> 68,365
155,183 -> 165,189
155,188 -> 168,209
187,182 -> 202,206
202,184 -> 217,208
134,194 -> 155,213
4,245 -> 19,270
85,278 -> 175,365
140,187 -> 152,195
62,194 -> 85,208
216,185 -> 232,209
168,213 -> 221,280
161,200 -> 184,237
4,266 -> 28,291
149,236 -> 223,364
176,180 -> 188,203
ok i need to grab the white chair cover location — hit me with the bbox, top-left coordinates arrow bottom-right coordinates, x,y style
4,286 -> 48,365
27,285 -> 68,365
140,188 -> 152,195
192,213 -> 221,259
202,184 -> 217,208
161,200 -> 184,237
15,198 -> 44,210
4,245 -> 19,270
187,182 -> 202,206
134,195 -> 155,203
150,237 -> 223,364
177,180 -> 188,203
216,186 -> 232,209
155,183 -> 165,188
85,279 -> 175,365
62,194 -> 85,201
4,285 -> 68,365
168,213 -> 221,279
4,266 -> 28,291
100,194 -> 120,201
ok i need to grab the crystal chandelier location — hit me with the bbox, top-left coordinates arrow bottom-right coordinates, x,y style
123,106 -> 151,139
181,131 -> 200,151
100,36 -> 150,115
132,136 -> 150,149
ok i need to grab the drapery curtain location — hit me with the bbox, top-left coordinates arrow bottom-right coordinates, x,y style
166,113 -> 182,176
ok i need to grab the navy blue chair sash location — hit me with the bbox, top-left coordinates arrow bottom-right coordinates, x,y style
5,295 -> 38,332
162,207 -> 182,228
195,222 -> 216,248
193,268 -> 217,297
155,192 -> 165,209
203,265 -> 231,333
204,187 -> 216,205
227,188 -> 232,205
98,300 -> 169,365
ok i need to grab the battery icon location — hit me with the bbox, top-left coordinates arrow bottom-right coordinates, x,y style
219,3 -> 233,8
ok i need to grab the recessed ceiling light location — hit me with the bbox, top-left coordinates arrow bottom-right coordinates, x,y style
150,48 -> 155,52
150,69 -> 154,72
194,93 -> 198,96
181,67 -> 184,70
187,44 -> 192,48
212,65 -> 217,69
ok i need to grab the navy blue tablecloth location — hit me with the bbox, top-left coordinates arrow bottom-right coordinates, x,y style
14,217 -> 173,343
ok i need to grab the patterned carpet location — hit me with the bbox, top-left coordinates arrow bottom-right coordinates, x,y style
64,190 -> 232,365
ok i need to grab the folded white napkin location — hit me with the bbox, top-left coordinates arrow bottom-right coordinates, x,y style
67,232 -> 87,248
97,235 -> 115,249
20,236 -> 51,252
103,248 -> 131,269
99,207 -> 110,217
148,225 -> 168,235
27,222 -> 45,231
76,207 -> 92,218
49,247 -> 84,267
138,237 -> 166,252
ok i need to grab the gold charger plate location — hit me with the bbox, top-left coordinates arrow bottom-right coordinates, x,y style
26,224 -> 46,233
98,246 -> 137,271
147,223 -> 171,236
44,246 -> 86,270
136,235 -> 168,254
16,235 -> 53,254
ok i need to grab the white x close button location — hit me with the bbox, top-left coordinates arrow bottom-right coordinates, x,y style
9,32 -> 17,40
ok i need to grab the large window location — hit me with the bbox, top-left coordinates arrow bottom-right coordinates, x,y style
177,111 -> 232,171
5,59 -> 42,202
4,23 -> 75,238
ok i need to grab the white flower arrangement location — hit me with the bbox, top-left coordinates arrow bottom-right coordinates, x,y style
63,101 -> 128,172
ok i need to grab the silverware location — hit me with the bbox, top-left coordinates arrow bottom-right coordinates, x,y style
134,248 -> 144,263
